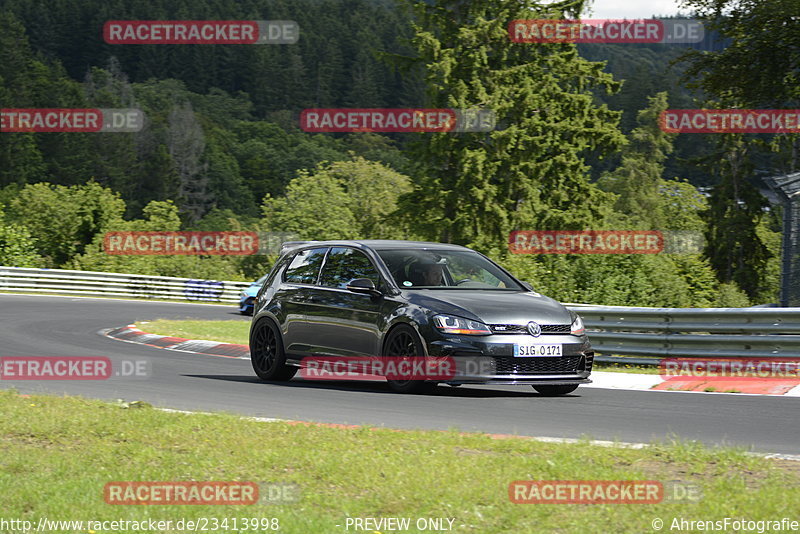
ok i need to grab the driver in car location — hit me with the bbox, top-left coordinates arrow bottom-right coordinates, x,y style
421,263 -> 444,286
410,261 -> 445,286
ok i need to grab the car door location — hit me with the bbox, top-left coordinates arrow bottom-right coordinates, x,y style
303,247 -> 385,357
277,246 -> 329,358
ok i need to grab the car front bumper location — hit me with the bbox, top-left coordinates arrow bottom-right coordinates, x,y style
426,333 -> 593,385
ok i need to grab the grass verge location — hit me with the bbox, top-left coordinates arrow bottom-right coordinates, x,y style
593,363 -> 663,375
135,319 -> 250,345
0,390 -> 798,533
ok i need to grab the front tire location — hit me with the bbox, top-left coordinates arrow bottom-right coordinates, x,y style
250,318 -> 296,381
533,384 -> 579,396
383,325 -> 434,394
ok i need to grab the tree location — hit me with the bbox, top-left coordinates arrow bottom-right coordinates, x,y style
702,134 -> 773,300
261,170 -> 359,240
677,0 -> 797,302
71,200 -> 245,280
203,129 -> 256,217
500,252 -> 722,307
660,180 -> 708,231
679,0 -> 800,110
0,207 -> 43,268
598,92 -> 675,229
0,12 -> 75,187
318,157 -> 414,239
231,121 -> 351,202
7,182 -> 126,266
398,0 -> 625,253
167,102 -> 211,223
82,63 -> 140,199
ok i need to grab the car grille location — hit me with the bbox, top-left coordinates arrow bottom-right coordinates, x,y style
489,323 -> 571,334
585,352 -> 594,373
494,355 -> 583,375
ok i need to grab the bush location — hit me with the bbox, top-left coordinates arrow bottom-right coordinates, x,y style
70,200 -> 247,281
498,252 -> 725,308
712,282 -> 752,307
0,221 -> 43,267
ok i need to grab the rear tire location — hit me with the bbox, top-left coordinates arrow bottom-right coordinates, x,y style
250,318 -> 296,381
383,325 -> 434,394
533,384 -> 579,396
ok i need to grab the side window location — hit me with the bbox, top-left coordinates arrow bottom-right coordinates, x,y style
319,247 -> 381,289
283,247 -> 328,284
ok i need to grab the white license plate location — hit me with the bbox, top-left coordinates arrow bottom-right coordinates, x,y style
514,344 -> 562,357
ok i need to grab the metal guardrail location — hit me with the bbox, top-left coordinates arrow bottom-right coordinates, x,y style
566,305 -> 800,363
0,266 -> 250,303
2,267 -> 798,360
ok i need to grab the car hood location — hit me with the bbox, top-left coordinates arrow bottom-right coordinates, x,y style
405,290 -> 572,325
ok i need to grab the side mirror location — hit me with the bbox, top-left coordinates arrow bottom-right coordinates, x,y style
346,278 -> 382,297
520,281 -> 534,291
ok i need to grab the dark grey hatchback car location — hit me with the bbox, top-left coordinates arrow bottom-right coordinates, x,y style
249,240 -> 593,394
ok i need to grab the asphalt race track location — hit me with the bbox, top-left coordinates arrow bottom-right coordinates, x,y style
0,294 -> 797,455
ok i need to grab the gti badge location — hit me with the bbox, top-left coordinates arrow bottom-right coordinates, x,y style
527,321 -> 542,337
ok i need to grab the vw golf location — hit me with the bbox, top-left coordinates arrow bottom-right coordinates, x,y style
249,240 -> 593,394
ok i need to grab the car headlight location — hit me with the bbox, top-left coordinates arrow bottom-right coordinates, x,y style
433,314 -> 492,335
570,314 -> 585,336
240,292 -> 247,299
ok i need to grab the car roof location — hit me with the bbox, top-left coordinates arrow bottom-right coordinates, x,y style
281,240 -> 472,253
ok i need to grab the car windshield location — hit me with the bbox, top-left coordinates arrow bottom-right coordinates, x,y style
377,249 -> 522,290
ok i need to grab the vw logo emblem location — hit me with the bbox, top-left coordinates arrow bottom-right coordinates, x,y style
527,321 -> 542,337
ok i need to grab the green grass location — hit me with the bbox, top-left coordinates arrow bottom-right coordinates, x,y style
593,363 -> 663,374
136,319 -> 250,344
0,390 -> 798,533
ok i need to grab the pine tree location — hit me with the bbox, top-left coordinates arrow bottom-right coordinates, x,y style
398,0 -> 625,253
598,92 -> 675,229
703,134 -> 772,300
